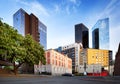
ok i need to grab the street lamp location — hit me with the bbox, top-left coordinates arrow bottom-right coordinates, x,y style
84,62 -> 87,76
93,64 -> 94,76
81,51 -> 87,76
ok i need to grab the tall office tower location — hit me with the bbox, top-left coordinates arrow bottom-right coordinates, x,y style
55,43 -> 83,73
75,23 -> 89,48
13,8 -> 47,50
92,18 -> 109,50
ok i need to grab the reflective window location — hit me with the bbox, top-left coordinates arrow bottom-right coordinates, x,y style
13,9 -> 25,36
92,18 -> 109,50
39,21 -> 47,50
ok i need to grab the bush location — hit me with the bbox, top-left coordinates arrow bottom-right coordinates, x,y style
41,72 -> 51,75
4,66 -> 13,71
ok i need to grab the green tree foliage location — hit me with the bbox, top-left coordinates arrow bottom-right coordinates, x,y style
0,20 -> 46,74
22,34 -> 46,65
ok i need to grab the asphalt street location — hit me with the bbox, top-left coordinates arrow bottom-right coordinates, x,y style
0,76 -> 120,84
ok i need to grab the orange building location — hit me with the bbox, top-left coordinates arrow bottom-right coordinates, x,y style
34,49 -> 72,75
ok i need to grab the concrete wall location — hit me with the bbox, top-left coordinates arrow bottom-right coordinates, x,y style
78,64 -> 102,73
34,64 -> 72,76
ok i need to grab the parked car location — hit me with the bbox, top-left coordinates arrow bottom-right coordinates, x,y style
62,73 -> 74,77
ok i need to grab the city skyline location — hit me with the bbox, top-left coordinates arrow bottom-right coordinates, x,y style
0,0 -> 120,59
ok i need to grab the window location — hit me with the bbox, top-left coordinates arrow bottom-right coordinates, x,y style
47,59 -> 50,64
52,60 -> 54,65
47,52 -> 50,58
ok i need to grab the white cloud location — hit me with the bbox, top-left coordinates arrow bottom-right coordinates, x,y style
69,0 -> 81,6
69,0 -> 77,4
66,5 -> 70,15
17,0 -> 49,17
99,0 -> 118,18
54,4 -> 60,13
110,25 -> 120,59
30,1 -> 49,16
48,35 -> 74,49
52,0 -> 81,15
16,0 -> 29,6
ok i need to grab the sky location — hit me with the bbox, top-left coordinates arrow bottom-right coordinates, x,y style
0,0 -> 120,59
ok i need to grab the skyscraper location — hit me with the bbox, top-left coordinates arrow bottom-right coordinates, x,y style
92,18 -> 109,50
13,8 -> 47,50
75,23 -> 89,48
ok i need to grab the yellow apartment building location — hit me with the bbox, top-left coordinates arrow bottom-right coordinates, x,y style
87,48 -> 109,67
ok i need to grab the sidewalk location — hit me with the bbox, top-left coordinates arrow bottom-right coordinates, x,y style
79,76 -> 120,83
104,76 -> 120,81
0,74 -> 51,78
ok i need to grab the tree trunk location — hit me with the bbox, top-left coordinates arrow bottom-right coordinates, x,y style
13,62 -> 23,75
13,62 -> 17,75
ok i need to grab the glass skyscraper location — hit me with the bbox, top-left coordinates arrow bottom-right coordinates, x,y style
39,21 -> 47,50
13,8 -> 47,50
92,18 -> 109,50
75,23 -> 89,48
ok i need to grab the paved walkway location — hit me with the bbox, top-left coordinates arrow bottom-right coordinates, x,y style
0,74 -> 120,82
78,76 -> 120,82
0,74 -> 51,78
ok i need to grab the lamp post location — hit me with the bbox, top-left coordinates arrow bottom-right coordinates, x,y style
93,64 -> 94,76
75,65 -> 78,73
84,62 -> 87,76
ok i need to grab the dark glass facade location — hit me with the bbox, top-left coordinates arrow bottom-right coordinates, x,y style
61,48 -> 75,73
109,51 -> 113,66
92,18 -> 109,50
75,23 -> 89,48
92,28 -> 99,49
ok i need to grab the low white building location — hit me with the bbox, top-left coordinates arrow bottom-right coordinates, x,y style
78,64 -> 102,74
34,49 -> 72,76
109,65 -> 114,76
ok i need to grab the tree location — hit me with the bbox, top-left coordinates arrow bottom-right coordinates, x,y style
22,34 -> 46,65
0,20 -> 46,75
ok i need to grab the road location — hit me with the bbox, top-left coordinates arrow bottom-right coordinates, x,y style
0,76 -> 120,84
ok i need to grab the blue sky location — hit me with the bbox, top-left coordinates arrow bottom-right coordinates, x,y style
0,0 -> 120,59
